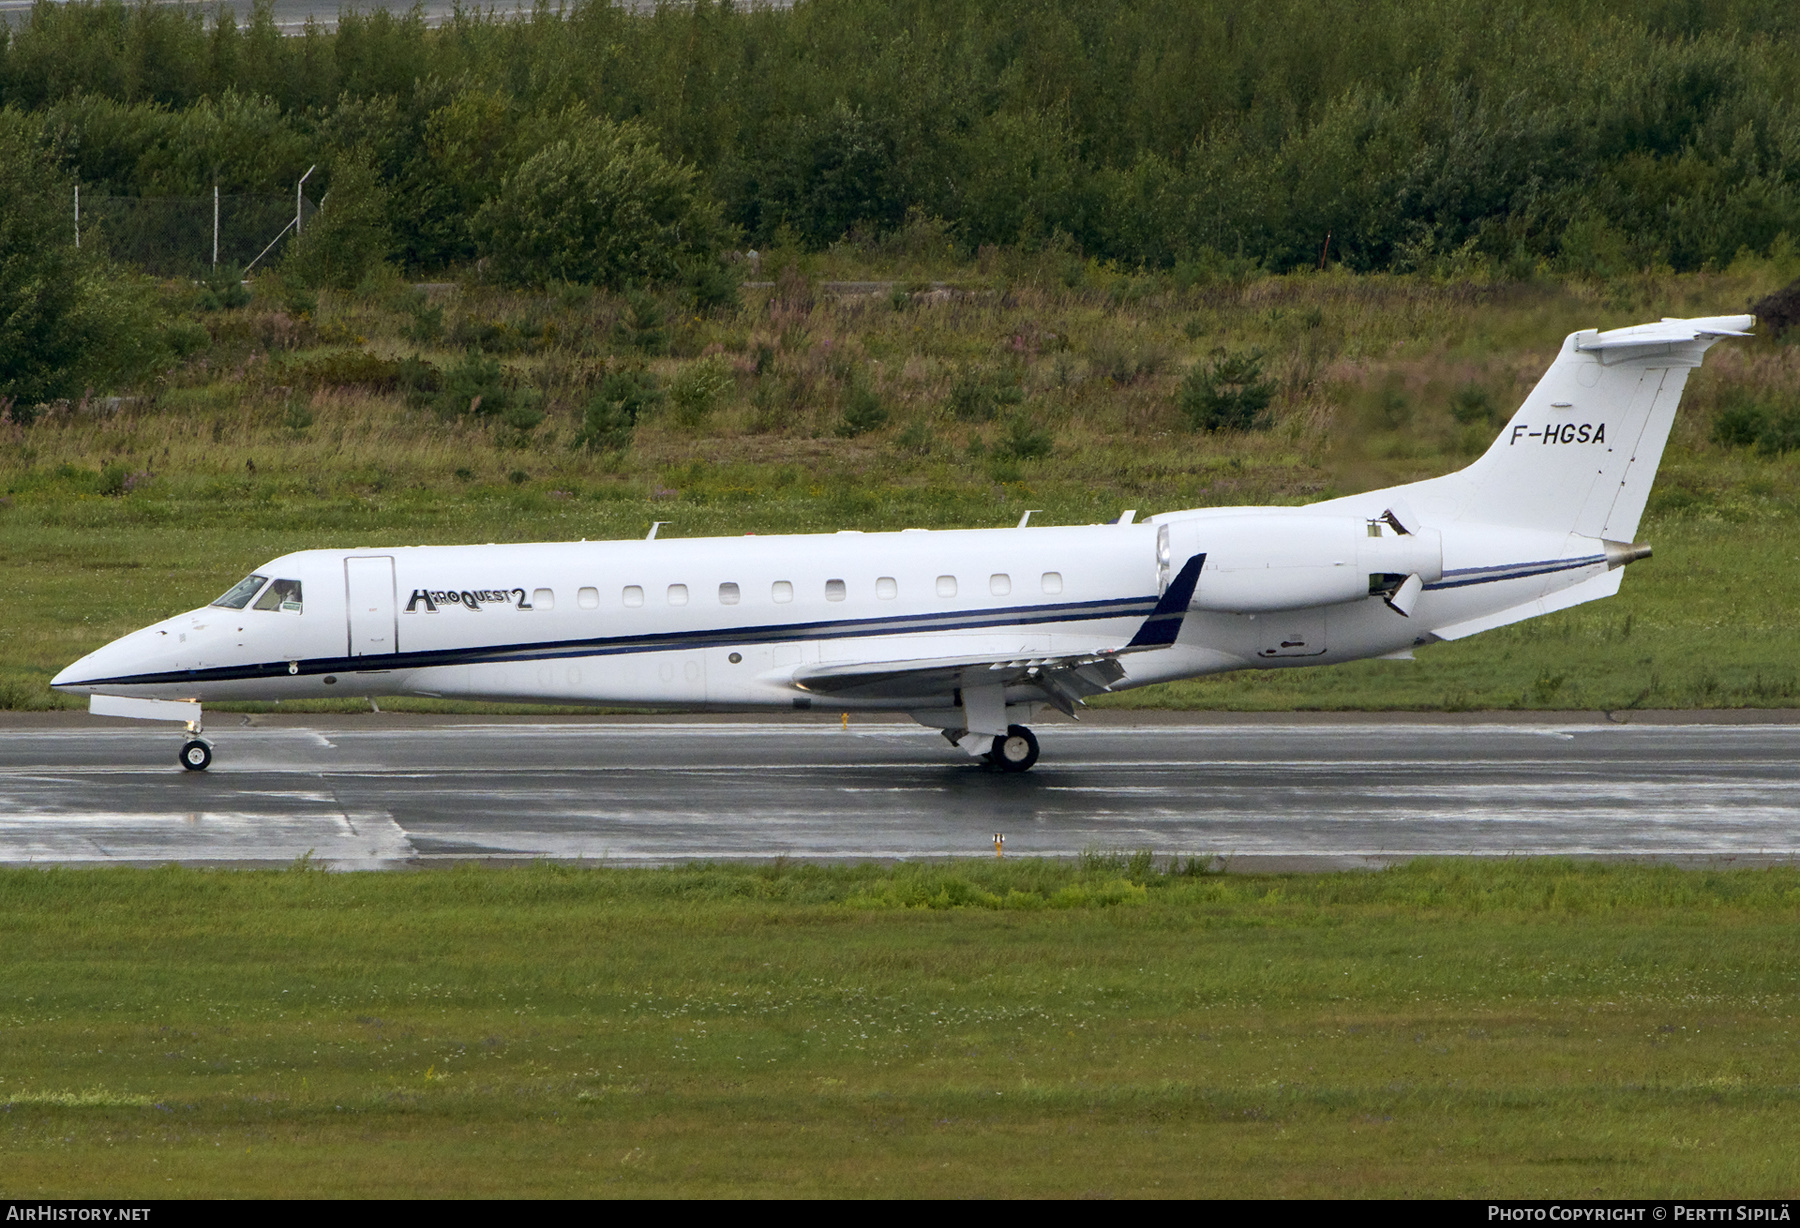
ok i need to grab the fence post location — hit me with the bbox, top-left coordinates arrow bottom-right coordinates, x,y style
74,183 -> 80,249
213,184 -> 219,269
296,165 -> 315,238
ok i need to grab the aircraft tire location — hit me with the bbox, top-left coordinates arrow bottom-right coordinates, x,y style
991,725 -> 1039,773
179,739 -> 212,771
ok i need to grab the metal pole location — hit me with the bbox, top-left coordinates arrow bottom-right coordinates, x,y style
73,184 -> 79,249
212,184 -> 219,268
296,165 -> 315,237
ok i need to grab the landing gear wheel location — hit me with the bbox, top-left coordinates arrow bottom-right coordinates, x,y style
179,739 -> 213,771
990,724 -> 1039,773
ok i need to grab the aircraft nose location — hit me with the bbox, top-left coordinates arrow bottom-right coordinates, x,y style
52,651 -> 100,692
53,629 -> 146,693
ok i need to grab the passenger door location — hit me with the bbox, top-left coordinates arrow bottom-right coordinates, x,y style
345,556 -> 398,656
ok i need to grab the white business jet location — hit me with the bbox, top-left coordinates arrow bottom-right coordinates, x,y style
54,314 -> 1752,772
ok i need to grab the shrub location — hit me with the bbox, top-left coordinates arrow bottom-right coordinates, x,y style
1708,396 -> 1800,454
475,116 -> 725,290
196,264 -> 251,312
282,348 -> 407,391
433,351 -> 513,417
1451,385 -> 1501,425
945,366 -> 1023,422
835,380 -> 889,437
1712,399 -> 1767,448
668,357 -> 733,426
1755,409 -> 1800,455
574,369 -> 663,451
1177,349 -> 1275,432
995,413 -> 1053,460
613,292 -> 670,355
283,150 -> 391,291
682,258 -> 740,314
0,115 -> 164,416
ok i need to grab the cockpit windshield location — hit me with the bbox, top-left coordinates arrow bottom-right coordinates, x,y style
211,574 -> 269,609
252,579 -> 304,613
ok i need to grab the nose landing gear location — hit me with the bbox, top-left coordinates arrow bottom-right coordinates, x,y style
179,738 -> 213,771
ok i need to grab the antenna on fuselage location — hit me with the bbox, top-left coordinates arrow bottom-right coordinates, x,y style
647,521 -> 670,540
1116,509 -> 1137,524
1017,510 -> 1041,528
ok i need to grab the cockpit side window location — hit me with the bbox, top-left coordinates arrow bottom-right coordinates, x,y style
212,574 -> 268,609
252,579 -> 304,613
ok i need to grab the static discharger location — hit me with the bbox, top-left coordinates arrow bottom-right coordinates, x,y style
993,833 -> 1004,857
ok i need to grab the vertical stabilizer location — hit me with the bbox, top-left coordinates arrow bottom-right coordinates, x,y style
1314,315 -> 1752,537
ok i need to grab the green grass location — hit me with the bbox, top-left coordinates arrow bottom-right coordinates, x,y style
2,858 -> 1798,1197
4,263 -> 1799,711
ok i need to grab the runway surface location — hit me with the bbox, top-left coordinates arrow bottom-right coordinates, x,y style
2,716 -> 1798,869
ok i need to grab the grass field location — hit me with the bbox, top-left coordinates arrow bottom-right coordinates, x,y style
3,261 -> 1798,712
1,858 -> 1797,1198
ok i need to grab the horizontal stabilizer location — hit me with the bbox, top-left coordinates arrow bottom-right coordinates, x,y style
1575,316 -> 1754,351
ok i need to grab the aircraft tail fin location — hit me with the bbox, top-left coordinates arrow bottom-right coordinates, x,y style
1323,315 -> 1752,538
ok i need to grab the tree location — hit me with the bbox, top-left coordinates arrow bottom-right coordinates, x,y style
475,117 -> 727,290
0,114 -> 161,416
283,149 -> 391,290
1177,350 -> 1276,432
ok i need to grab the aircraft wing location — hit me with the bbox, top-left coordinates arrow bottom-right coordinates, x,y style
788,553 -> 1205,715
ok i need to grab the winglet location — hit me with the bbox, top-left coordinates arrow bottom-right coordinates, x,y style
1125,553 -> 1205,649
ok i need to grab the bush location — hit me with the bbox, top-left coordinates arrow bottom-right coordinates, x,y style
0,115 -> 164,416
945,366 -> 1023,422
196,263 -> 251,312
475,117 -> 726,290
1177,349 -> 1276,432
1713,399 -> 1768,448
283,151 -> 391,291
995,413 -> 1053,460
612,292 -> 670,355
574,369 -> 663,451
668,357 -> 733,426
281,348 -> 407,391
1451,385 -> 1501,425
433,351 -> 513,418
1709,396 -> 1800,455
835,380 -> 889,437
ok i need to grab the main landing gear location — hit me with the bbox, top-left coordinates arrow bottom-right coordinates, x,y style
179,738 -> 213,771
986,724 -> 1040,773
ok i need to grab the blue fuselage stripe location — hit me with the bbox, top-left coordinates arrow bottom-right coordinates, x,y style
70,594 -> 1159,688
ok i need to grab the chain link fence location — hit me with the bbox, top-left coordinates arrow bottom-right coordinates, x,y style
74,192 -> 318,278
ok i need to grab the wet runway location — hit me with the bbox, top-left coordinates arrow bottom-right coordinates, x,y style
2,715 -> 1798,869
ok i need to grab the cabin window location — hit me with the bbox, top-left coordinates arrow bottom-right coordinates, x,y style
772,580 -> 794,603
990,573 -> 1011,596
533,587 -> 555,610
825,579 -> 847,602
936,575 -> 957,598
1041,571 -> 1063,595
577,586 -> 599,609
875,576 -> 898,600
719,582 -> 741,605
668,584 -> 689,606
622,585 -> 645,607
253,579 -> 304,613
211,574 -> 268,609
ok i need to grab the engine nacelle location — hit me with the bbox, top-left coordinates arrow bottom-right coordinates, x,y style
1160,512 -> 1443,614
